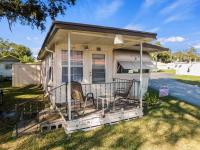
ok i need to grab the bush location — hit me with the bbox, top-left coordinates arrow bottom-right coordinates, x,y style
144,91 -> 160,106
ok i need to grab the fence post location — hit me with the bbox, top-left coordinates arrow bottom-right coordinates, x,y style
15,104 -> 18,138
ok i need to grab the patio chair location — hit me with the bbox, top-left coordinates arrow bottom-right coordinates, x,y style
66,81 -> 95,116
112,80 -> 134,110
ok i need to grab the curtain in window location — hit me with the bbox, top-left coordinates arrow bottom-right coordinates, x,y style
62,50 -> 83,82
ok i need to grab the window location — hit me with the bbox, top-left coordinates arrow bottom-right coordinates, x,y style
117,61 -> 150,74
48,66 -> 52,81
62,50 -> 83,82
92,54 -> 105,83
5,64 -> 12,70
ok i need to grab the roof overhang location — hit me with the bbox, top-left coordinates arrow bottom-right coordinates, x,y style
0,55 -> 20,62
37,21 -> 157,60
114,42 -> 169,53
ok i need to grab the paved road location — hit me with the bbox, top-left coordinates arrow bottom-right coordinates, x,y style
149,74 -> 200,107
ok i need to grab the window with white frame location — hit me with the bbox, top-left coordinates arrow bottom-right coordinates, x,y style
62,50 -> 83,82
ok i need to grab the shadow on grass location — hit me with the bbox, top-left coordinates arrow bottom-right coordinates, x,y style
175,79 -> 200,86
0,81 -> 44,112
0,82 -> 45,148
0,120 -> 16,145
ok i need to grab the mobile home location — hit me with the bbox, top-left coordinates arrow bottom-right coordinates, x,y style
37,21 -> 168,133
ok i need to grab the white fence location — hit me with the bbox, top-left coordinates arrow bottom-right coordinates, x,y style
12,63 -> 41,87
176,63 -> 200,76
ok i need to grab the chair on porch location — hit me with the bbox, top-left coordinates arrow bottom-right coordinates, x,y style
112,79 -> 135,110
66,81 -> 95,117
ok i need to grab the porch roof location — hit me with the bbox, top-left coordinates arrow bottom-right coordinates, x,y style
114,43 -> 169,53
37,21 -> 158,60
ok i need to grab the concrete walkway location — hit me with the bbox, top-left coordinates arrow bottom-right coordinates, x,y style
149,76 -> 200,107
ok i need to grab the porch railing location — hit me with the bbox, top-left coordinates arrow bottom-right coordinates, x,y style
48,78 -> 140,108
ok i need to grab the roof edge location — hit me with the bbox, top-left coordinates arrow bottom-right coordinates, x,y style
37,21 -> 157,60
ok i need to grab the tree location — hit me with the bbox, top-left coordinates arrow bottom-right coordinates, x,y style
173,51 -> 185,62
157,51 -> 172,63
0,0 -> 76,31
150,41 -> 172,63
186,47 -> 199,62
0,37 -> 34,63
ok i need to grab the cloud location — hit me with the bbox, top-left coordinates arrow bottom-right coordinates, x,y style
125,24 -> 160,33
158,36 -> 185,43
161,0 -> 199,15
194,43 -> 200,49
147,27 -> 160,32
124,24 -> 144,31
161,0 -> 199,23
143,0 -> 160,8
26,36 -> 39,42
26,36 -> 31,41
164,14 -> 184,23
96,0 -> 123,19
31,47 -> 40,56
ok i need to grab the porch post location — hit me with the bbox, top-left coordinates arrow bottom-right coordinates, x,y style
139,42 -> 143,109
156,51 -> 158,72
67,32 -> 72,120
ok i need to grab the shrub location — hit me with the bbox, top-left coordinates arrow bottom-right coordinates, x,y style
144,91 -> 160,106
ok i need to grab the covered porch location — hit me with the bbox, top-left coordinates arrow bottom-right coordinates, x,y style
49,78 -> 141,133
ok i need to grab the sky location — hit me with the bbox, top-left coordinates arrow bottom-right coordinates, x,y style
0,0 -> 200,57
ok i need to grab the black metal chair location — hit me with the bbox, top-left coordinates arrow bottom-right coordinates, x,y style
66,81 -> 95,116
112,80 -> 134,110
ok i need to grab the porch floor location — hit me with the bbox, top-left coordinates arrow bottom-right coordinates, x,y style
56,99 -> 142,133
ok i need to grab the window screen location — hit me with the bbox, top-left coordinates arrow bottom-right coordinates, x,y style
62,50 -> 83,82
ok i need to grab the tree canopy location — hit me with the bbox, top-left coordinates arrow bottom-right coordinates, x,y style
0,37 -> 34,63
150,42 -> 200,63
0,0 -> 76,31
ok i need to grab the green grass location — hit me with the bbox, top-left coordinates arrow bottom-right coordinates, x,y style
174,75 -> 200,86
158,69 -> 176,74
1,84 -> 200,150
157,69 -> 200,86
0,81 -> 44,111
0,82 -> 44,149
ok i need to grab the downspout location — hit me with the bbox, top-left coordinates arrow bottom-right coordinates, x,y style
44,48 -> 54,107
45,48 -> 54,83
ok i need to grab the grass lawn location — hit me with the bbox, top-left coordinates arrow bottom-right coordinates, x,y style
157,69 -> 176,74
174,75 -> 200,86
0,81 -> 44,111
1,83 -> 200,150
0,82 -> 44,150
157,69 -> 200,86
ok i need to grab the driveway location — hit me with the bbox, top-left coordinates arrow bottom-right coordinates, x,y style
149,73 -> 200,107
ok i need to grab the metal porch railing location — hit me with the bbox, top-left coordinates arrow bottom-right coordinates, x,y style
48,78 -> 140,113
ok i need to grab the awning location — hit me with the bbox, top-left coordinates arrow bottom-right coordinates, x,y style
119,61 -> 156,70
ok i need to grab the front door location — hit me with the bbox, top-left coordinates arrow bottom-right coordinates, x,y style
90,53 -> 106,83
